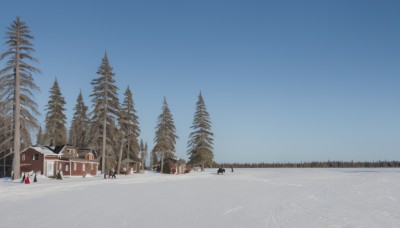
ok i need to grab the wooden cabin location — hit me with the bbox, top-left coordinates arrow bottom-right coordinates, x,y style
158,158 -> 187,174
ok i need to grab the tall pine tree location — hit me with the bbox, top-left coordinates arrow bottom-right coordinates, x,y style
0,17 -> 41,179
154,98 -> 178,173
44,78 -> 67,146
187,92 -> 214,171
119,86 -> 140,160
69,91 -> 89,148
89,52 -> 119,174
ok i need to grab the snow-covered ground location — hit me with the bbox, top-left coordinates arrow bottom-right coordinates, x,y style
1,168 -> 399,228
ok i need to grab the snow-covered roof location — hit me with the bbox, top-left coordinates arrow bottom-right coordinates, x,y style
22,146 -> 57,155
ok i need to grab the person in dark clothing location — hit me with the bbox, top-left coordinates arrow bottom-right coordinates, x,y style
231,167 -> 234,172
109,168 -> 117,179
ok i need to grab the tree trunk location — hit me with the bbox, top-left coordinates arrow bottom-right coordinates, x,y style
101,117 -> 106,174
13,47 -> 21,180
127,133 -> 130,160
117,139 -> 123,175
160,151 -> 164,174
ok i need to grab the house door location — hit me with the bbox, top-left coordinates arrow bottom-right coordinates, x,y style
47,161 -> 54,177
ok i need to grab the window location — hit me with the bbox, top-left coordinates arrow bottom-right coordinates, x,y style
59,163 -> 62,170
22,154 -> 25,161
90,163 -> 93,170
65,165 -> 69,172
74,163 -> 77,171
82,164 -> 85,172
32,154 -> 39,160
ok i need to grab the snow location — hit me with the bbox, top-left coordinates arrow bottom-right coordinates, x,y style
23,146 -> 55,155
0,168 -> 399,228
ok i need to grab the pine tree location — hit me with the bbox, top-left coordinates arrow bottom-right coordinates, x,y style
44,78 -> 67,146
139,140 -> 147,172
36,126 -> 43,145
187,92 -> 214,171
119,86 -> 140,160
0,17 -> 41,179
69,91 -> 89,148
150,146 -> 159,171
154,98 -> 178,173
89,52 -> 119,174
144,142 -> 148,170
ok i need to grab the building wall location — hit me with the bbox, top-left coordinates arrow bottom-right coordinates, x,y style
55,160 -> 98,176
20,148 -> 44,175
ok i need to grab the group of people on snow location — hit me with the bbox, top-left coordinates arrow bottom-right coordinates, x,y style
21,172 -> 38,184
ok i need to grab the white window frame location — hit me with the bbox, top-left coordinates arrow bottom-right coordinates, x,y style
65,165 -> 69,172
74,163 -> 77,171
82,163 -> 85,172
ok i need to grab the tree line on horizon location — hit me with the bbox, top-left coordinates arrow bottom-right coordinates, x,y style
215,160 -> 400,168
0,17 -> 214,179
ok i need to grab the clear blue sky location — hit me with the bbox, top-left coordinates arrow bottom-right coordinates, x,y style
1,0 -> 399,163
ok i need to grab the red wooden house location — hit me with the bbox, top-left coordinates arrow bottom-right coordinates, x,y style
20,146 -> 98,177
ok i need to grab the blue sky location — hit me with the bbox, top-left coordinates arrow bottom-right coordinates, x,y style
1,0 -> 399,163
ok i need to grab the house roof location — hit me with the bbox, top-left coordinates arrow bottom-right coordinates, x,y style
22,146 -> 57,155
51,145 -> 66,154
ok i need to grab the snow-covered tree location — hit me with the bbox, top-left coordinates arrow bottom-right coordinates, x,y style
187,92 -> 214,171
0,17 -> 41,179
44,78 -> 67,146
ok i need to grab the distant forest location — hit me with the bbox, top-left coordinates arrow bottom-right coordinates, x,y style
213,160 -> 400,168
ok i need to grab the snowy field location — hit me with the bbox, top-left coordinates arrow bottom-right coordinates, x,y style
1,168 -> 400,228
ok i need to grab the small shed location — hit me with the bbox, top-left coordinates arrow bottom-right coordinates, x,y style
159,158 -> 187,174
120,158 -> 140,174
176,159 -> 187,174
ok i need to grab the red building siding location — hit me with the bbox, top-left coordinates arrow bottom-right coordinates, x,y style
20,148 -> 45,175
20,147 -> 99,177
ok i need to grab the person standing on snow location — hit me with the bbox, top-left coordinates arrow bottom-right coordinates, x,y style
24,174 -> 31,184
